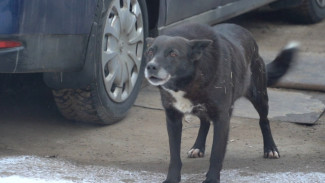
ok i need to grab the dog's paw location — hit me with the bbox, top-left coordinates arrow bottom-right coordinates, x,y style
163,179 -> 180,183
202,179 -> 219,183
187,148 -> 204,158
264,149 -> 280,159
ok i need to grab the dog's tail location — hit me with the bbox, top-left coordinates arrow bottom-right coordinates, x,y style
266,41 -> 299,86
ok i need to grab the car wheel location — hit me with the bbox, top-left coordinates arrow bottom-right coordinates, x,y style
53,0 -> 148,124
289,0 -> 325,23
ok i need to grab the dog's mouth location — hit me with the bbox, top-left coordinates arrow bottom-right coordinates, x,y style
149,76 -> 163,82
146,74 -> 171,86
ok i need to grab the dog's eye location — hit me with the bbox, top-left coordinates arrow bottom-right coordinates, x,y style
170,51 -> 177,57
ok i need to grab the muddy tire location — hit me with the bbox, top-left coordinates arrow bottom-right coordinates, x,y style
53,0 -> 148,124
289,0 -> 325,24
53,88 -> 103,123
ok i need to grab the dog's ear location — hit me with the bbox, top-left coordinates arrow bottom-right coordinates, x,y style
188,39 -> 212,61
146,37 -> 155,48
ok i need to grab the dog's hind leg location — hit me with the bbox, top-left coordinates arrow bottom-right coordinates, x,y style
245,56 -> 280,159
187,116 -> 210,158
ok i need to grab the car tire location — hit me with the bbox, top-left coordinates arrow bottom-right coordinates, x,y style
289,0 -> 325,24
53,0 -> 148,124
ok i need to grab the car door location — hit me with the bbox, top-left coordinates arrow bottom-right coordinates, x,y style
220,0 -> 240,6
163,0 -> 221,25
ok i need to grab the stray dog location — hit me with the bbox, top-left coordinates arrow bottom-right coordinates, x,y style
144,23 -> 298,183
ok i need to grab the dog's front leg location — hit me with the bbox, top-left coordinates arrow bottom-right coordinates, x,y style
204,111 -> 230,183
163,108 -> 183,183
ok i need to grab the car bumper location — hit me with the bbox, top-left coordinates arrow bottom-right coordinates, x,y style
0,34 -> 88,73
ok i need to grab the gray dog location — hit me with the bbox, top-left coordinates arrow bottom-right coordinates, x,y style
144,23 -> 298,183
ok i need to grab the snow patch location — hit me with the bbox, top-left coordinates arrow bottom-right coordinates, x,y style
0,156 -> 324,183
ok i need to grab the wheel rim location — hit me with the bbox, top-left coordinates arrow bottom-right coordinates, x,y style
101,0 -> 144,103
316,0 -> 325,8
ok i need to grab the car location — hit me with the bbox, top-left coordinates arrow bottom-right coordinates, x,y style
0,0 -> 324,124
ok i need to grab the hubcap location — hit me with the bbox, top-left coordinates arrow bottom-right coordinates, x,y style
102,0 -> 144,102
316,0 -> 325,8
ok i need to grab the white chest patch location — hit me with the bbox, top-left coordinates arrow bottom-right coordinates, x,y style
163,88 -> 193,114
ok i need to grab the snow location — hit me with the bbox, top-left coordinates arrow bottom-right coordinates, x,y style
0,156 -> 324,183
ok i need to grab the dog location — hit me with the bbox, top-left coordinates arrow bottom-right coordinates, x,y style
144,23 -> 298,183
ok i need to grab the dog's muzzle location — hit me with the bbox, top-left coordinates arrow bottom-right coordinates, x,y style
145,62 -> 171,86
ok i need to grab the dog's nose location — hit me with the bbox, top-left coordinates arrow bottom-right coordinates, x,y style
146,63 -> 158,71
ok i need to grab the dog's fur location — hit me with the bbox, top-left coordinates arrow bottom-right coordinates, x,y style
144,23 -> 298,183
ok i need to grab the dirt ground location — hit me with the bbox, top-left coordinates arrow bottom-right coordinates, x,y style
0,11 -> 324,182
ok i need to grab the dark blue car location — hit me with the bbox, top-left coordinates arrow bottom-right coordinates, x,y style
0,0 -> 324,124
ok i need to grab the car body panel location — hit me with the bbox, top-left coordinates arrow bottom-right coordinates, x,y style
158,0 -> 278,33
0,0 -> 98,73
163,0 -> 220,25
0,0 -> 97,34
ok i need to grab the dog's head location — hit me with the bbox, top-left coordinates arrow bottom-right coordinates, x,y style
144,35 -> 212,87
